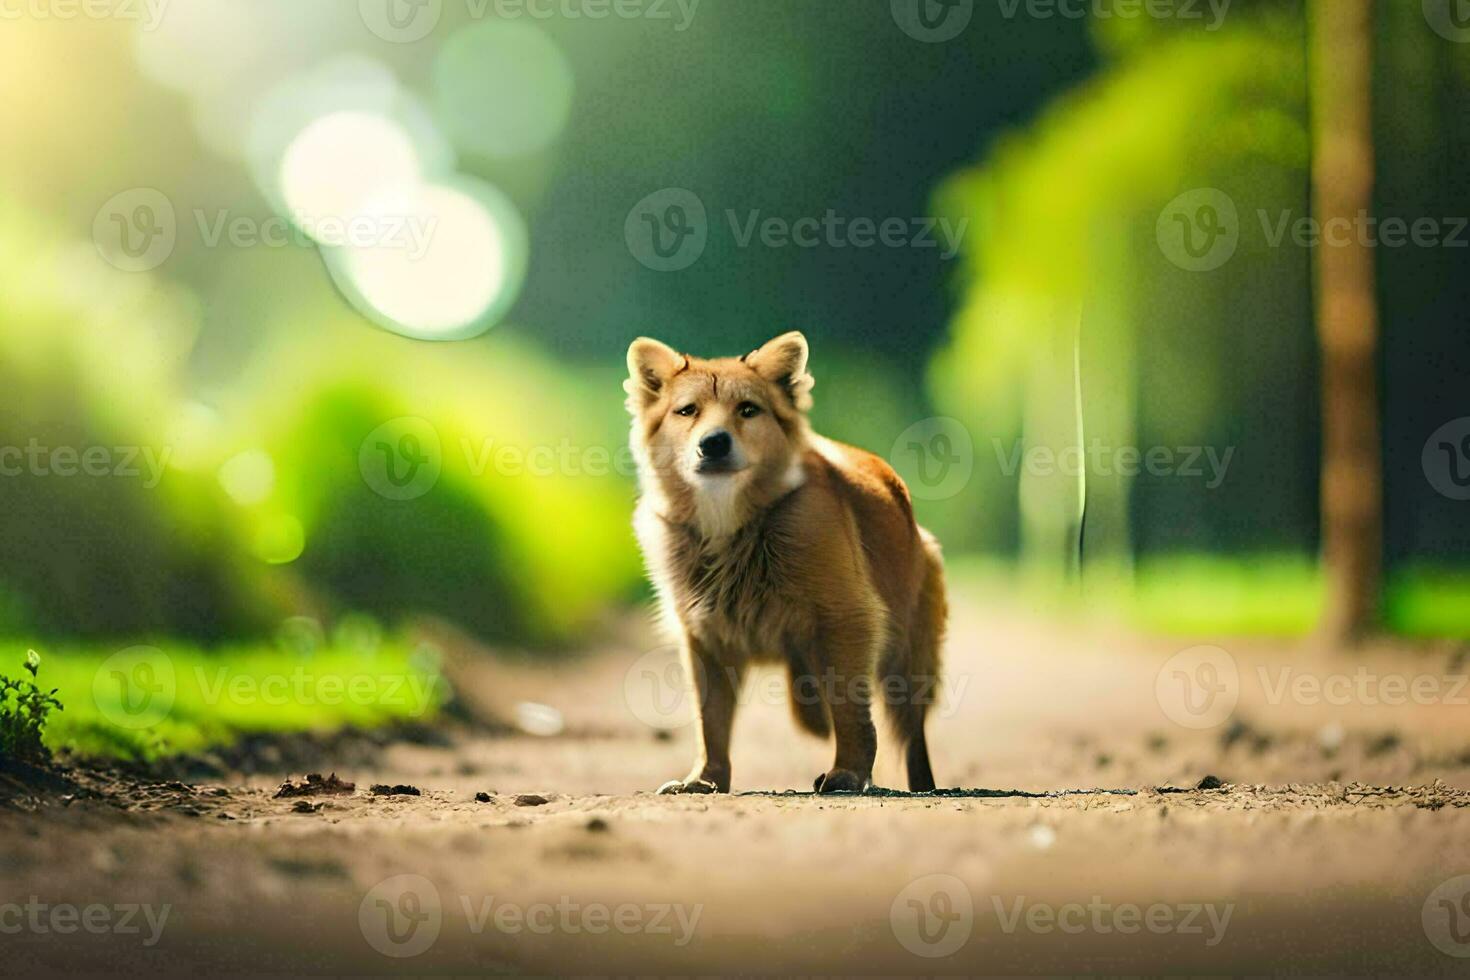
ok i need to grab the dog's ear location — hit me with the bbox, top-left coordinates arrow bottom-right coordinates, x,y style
743,331 -> 813,411
625,337 -> 683,411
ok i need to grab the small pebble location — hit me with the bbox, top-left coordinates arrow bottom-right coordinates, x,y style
514,702 -> 565,737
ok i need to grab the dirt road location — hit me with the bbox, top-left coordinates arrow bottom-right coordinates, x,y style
5,590 -> 1470,974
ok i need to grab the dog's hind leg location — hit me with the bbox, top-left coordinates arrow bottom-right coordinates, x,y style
880,645 -> 937,792
810,620 -> 880,795
786,648 -> 831,738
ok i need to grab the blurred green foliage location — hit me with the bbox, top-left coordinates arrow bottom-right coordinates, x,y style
928,0 -> 1470,604
0,200 -> 642,648
244,324 -> 644,645
0,200 -> 276,640
930,4 -> 1311,566
1,0 -> 1468,667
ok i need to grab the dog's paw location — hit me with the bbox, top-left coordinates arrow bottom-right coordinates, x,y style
813,768 -> 869,795
657,777 -> 721,795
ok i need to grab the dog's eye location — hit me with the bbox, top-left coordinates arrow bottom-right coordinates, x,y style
674,404 -> 697,417
737,402 -> 762,419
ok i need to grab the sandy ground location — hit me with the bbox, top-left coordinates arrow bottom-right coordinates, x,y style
5,589 -> 1470,975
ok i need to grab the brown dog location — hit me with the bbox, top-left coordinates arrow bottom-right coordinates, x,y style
626,332 -> 947,794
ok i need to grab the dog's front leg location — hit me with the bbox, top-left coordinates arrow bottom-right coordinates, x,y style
658,638 -> 743,794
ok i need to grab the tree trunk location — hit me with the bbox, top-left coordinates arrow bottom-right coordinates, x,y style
1311,0 -> 1382,643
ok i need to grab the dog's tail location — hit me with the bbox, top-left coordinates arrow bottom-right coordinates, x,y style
910,527 -> 947,695
886,527 -> 947,791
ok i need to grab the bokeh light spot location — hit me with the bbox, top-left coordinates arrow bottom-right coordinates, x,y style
326,177 -> 527,341
217,450 -> 276,506
432,21 -> 574,159
279,111 -> 420,236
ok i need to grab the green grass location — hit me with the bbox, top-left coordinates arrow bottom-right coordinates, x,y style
950,555 -> 1470,638
5,638 -> 445,762
1128,555 -> 1324,635
1383,566 -> 1470,639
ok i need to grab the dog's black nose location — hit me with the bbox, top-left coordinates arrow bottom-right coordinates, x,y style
698,430 -> 732,460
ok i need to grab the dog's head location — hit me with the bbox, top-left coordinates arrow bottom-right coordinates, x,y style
625,332 -> 813,534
